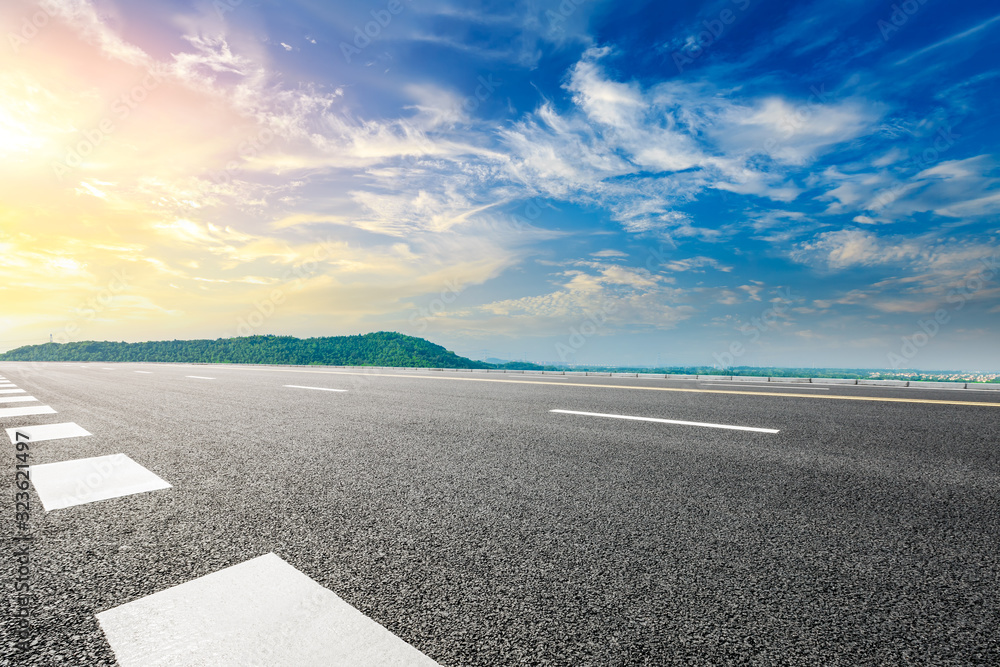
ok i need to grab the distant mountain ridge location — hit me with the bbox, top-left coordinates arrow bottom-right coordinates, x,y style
0,333 -> 493,368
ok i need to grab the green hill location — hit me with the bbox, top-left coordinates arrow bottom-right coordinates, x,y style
0,333 -> 491,369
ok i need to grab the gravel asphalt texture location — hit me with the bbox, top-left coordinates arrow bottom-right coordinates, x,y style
2,361 -> 1000,666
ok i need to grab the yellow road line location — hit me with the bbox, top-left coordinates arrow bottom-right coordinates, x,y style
189,366 -> 1000,408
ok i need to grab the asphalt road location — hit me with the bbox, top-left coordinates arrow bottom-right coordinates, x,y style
3,362 -> 1000,666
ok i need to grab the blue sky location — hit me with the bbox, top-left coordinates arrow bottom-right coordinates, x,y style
1,0 -> 998,368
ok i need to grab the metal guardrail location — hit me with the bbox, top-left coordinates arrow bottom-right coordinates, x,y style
14,361 -> 998,390
317,365 -> 999,390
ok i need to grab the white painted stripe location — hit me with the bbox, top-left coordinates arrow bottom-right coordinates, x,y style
96,553 -> 442,667
283,385 -> 348,392
133,365 -> 1000,407
103,368 -> 116,370
185,376 -> 215,380
0,406 -> 56,418
0,388 -> 26,394
701,382 -> 829,391
0,396 -> 38,404
550,409 -> 780,433
134,371 -> 152,374
6,422 -> 92,444
30,454 -> 171,511
0,383 -> 17,388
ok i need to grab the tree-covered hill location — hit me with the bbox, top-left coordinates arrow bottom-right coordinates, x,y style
0,333 -> 493,369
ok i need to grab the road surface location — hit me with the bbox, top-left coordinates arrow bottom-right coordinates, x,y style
2,362 -> 999,665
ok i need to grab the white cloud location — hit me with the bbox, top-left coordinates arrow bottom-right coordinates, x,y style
662,256 -> 732,273
477,262 -> 694,334
500,48 -> 881,238
790,229 -> 921,269
712,96 -> 882,166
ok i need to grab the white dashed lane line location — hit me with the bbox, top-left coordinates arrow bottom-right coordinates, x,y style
0,406 -> 57,418
185,376 -> 216,380
283,385 -> 348,392
6,422 -> 92,444
96,553 -> 442,667
30,454 -> 171,511
134,371 -> 152,374
550,409 -> 780,434
0,395 -> 38,404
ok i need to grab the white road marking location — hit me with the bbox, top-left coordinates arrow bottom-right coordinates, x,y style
0,388 -> 26,394
0,406 -> 57,418
283,385 -> 348,392
96,553 -> 442,667
103,368 -> 116,370
701,382 -> 829,391
134,371 -> 152,374
0,383 -> 17,388
185,376 -> 216,380
0,396 -> 38,404
6,422 -> 92,444
30,454 -> 171,511
550,409 -> 780,433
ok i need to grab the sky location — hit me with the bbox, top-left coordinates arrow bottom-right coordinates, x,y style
0,0 -> 998,369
